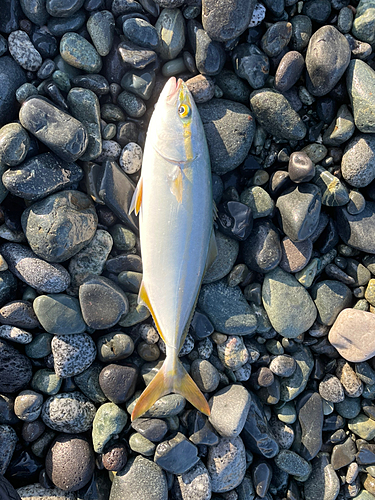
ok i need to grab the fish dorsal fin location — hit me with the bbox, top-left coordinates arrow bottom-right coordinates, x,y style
129,177 -> 143,215
204,229 -> 218,275
168,166 -> 183,204
138,281 -> 167,345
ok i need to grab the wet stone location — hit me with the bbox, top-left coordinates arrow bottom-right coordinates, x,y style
45,434 -> 95,492
92,402 -> 128,453
22,190 -> 97,263
250,89 -> 306,141
41,392 -> 96,433
52,333 -> 96,378
8,30 -> 42,72
60,32 -> 102,73
232,43 -> 269,90
33,294 -> 86,334
306,25 -> 350,96
2,152 -> 83,201
154,432 -> 199,474
198,280 -> 257,336
20,97 -> 88,163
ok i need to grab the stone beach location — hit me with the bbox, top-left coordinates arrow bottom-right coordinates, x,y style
4,0 -> 375,499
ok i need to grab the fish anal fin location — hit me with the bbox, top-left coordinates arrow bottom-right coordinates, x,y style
131,362 -> 170,421
204,229 -> 218,275
129,177 -> 143,215
169,167 -> 183,204
138,281 -> 167,345
174,360 -> 210,417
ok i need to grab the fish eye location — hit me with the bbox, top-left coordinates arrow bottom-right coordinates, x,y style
178,104 -> 191,118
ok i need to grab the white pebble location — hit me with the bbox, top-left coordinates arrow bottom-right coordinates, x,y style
119,142 -> 143,174
249,3 -> 266,27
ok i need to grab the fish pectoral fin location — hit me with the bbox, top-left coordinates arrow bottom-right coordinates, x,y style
131,361 -> 171,421
129,177 -> 143,215
131,357 -> 210,421
173,360 -> 211,417
204,229 -> 218,275
138,281 -> 168,345
168,166 -> 183,204
213,201 -> 218,221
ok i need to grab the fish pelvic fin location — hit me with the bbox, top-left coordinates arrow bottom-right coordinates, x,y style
131,355 -> 210,421
129,177 -> 143,215
169,166 -> 183,204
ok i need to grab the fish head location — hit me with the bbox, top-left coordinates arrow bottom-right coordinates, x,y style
150,77 -> 201,165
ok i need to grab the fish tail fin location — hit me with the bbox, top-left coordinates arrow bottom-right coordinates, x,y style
131,353 -> 210,421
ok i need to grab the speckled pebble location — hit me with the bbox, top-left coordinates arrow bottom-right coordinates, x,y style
51,333 -> 96,378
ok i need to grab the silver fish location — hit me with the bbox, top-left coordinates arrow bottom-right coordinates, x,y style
130,77 -> 217,421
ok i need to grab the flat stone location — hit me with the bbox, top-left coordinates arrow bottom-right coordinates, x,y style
297,392 -> 324,461
305,25 -> 350,96
52,333 -> 96,378
341,134 -> 375,188
206,436 -> 246,493
33,294 -> 86,334
0,242 -> 70,293
2,152 -> 83,201
262,267 -> 317,339
304,453 -> 340,500
331,436 -> 356,470
280,345 -> 314,401
276,184 -> 321,242
60,32 -> 102,73
328,309 -> 375,362
311,280 -> 352,326
131,418 -> 168,443
197,99 -> 255,175
0,56 -> 27,127
41,392 -> 96,433
92,402 -> 128,453
208,385 -> 251,438
22,190 -> 97,263
250,89 -> 306,140
155,8 -> 185,60
198,280 -> 257,336
154,432 -> 199,474
109,456 -> 167,500
79,276 -> 128,329
274,450 -> 311,478
202,0 -> 256,42
0,339 -> 32,393
20,97 -> 88,162
87,10 -> 115,57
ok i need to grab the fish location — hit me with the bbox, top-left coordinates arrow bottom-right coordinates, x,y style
129,76 -> 217,421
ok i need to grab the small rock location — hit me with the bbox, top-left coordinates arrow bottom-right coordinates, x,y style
60,32 -> 102,73
154,432 -> 199,474
33,294 -> 86,334
172,459 -> 211,500
202,0 -> 256,42
208,385 -> 251,438
0,424 -> 17,474
242,220 -> 281,274
304,453 -> 340,500
0,339 -> 32,393
341,134 -> 375,188
99,364 -> 138,404
319,374 -> 345,403
14,390 -> 43,422
8,30 -> 42,71
92,402 -> 128,453
51,333 -> 96,378
42,392 -> 96,433
274,450 -> 311,479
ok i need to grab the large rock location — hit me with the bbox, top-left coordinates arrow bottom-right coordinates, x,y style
202,0 -> 256,42
262,267 -> 317,339
347,60 -> 375,134
305,26 -> 350,96
352,0 -> 375,44
341,134 -> 375,188
328,309 -> 375,362
335,202 -> 375,253
197,99 -> 255,175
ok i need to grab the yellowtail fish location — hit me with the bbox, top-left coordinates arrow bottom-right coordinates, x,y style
130,77 -> 217,421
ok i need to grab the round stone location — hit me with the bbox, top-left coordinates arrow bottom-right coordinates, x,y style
51,334 -> 96,378
242,220 -> 281,274
279,237 -> 313,274
0,123 -> 29,166
8,30 -> 42,71
102,442 -> 128,471
33,294 -> 86,335
14,391 -> 44,422
92,402 -> 128,453
208,385 -> 251,438
119,142 -> 143,174
41,392 -> 96,433
60,32 -> 102,73
0,339 -> 32,393
274,450 -> 311,478
341,134 -> 375,188
99,364 -> 138,404
288,151 -> 315,183
319,374 -> 345,403
97,331 -> 134,363
191,359 -> 220,393
31,369 -> 62,396
203,231 -> 239,284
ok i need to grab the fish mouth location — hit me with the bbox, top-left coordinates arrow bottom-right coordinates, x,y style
166,77 -> 184,104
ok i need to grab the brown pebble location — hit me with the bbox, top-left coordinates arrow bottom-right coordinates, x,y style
186,74 -> 215,103
279,237 -> 312,273
137,341 -> 160,361
255,367 -> 274,387
102,442 -> 128,471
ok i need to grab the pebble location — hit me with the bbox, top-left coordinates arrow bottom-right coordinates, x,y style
79,276 -> 128,329
42,391 -> 96,434
172,459 -> 211,500
232,43 -> 269,90
331,436 -> 356,470
0,242 -> 70,294
319,374 -> 345,403
262,267 -> 317,339
33,293 -> 85,334
268,416 -> 294,450
186,74 -> 215,104
322,104 -> 355,146
73,361 -> 107,403
17,485 -> 75,500
206,436 -> 246,493
202,0 -> 255,42
313,166 -> 349,207
97,331 -> 134,363
336,359 -> 363,398
155,8 -> 185,60
274,51 -> 305,93
45,434 -> 95,492
102,442 -> 128,471
242,220 -> 281,273
8,30 -> 42,71
191,359 -> 220,393
304,453 -> 340,500
0,122 -> 29,167
0,299 -> 40,329
329,309 -> 375,362
342,134 -> 375,188
31,368 -> 62,395
87,10 -> 115,57
280,345 -> 314,402
92,402 -> 128,453
14,390 -> 43,422
22,190 -> 97,263
129,432 -> 155,456
154,432 -> 199,474
51,334 -> 96,378
2,152 -> 83,201
217,336 -> 248,371
20,98 -> 88,163
352,0 -> 375,44
60,32 -> 102,73
240,186 -> 274,219
208,385 -> 251,438
198,99 -> 255,175
305,26 -> 350,96
250,89 -> 306,141
0,56 -> 26,127
198,280 -> 257,336
123,18 -> 160,51
311,280 -> 352,326
297,392 -> 323,460
0,325 -> 32,344
269,355 -> 296,378
0,424 -> 17,475
99,363 -> 138,404
348,413 -> 375,440
0,339 -> 32,393
119,142 -> 143,174
131,418 -> 168,443
261,22 -> 292,58
279,237 -> 312,273
109,455 -> 168,500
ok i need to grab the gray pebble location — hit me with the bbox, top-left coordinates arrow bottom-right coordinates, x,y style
52,333 -> 97,378
42,391 -> 96,433
8,30 -> 42,71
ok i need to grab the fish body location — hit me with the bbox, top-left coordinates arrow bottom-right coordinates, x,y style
130,77 -> 216,421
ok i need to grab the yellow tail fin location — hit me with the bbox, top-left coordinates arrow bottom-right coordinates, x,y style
131,358 -> 210,421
